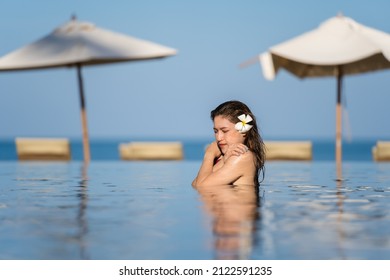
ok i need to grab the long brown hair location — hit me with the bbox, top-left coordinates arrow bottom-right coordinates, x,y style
210,100 -> 266,185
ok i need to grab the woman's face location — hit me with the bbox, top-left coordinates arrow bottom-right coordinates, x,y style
213,115 -> 245,154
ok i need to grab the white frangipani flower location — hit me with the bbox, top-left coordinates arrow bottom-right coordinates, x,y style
235,114 -> 253,133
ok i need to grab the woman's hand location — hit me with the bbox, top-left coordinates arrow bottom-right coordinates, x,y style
224,143 -> 249,161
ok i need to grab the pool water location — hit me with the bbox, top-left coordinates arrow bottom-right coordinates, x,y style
0,161 -> 389,260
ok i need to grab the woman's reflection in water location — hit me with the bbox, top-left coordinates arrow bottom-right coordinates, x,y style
194,184 -> 262,260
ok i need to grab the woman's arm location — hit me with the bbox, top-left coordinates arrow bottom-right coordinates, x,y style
192,142 -> 251,187
192,142 -> 220,187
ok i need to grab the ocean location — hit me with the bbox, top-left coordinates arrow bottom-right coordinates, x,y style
0,138 -> 380,161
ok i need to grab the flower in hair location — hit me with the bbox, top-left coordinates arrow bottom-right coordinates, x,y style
235,114 -> 253,133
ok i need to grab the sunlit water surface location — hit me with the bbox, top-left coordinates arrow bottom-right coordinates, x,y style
0,161 -> 389,259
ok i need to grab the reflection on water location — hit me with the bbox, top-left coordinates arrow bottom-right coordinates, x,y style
259,161 -> 390,260
77,164 -> 89,259
0,161 -> 389,259
194,184 -> 262,260
1,162 -> 91,259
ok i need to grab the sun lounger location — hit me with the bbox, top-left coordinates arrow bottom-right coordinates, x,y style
119,141 -> 183,160
15,137 -> 71,160
264,141 -> 312,160
372,141 -> 390,161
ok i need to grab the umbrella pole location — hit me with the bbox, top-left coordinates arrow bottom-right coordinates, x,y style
77,64 -> 91,163
336,67 -> 343,169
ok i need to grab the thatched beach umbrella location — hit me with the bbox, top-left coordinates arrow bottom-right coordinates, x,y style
0,17 -> 177,163
242,14 -> 390,166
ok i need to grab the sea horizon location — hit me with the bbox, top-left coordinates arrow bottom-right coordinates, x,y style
0,137 -> 384,161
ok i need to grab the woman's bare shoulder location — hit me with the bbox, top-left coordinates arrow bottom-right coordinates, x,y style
224,150 -> 254,166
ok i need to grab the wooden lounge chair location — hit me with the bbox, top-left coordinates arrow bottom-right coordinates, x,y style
119,141 -> 183,160
15,137 -> 71,161
264,141 -> 312,160
372,141 -> 390,161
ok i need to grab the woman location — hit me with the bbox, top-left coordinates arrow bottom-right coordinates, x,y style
192,100 -> 266,187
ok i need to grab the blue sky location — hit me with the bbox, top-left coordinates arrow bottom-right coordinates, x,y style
0,0 -> 389,142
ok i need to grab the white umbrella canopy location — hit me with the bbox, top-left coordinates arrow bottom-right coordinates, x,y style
0,18 -> 177,69
0,17 -> 177,162
243,14 -> 390,166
